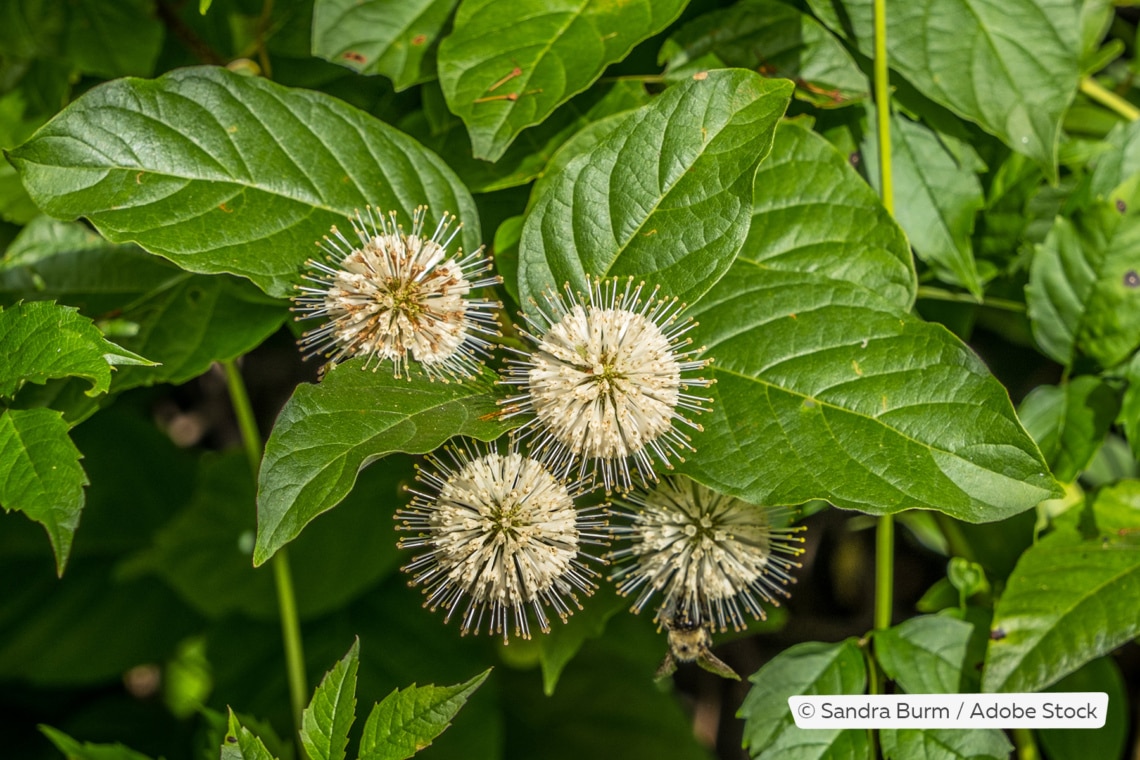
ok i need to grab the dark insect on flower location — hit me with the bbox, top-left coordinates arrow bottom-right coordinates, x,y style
655,603 -> 739,681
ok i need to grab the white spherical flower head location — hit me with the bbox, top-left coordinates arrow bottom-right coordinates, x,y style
395,443 -> 608,642
292,206 -> 501,381
609,476 -> 806,632
499,277 -> 712,492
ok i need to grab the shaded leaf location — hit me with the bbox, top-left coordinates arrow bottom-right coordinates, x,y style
875,614 -> 974,694
982,525 -> 1140,692
744,120 -> 914,310
1037,656 -> 1128,760
359,669 -> 489,760
0,301 -> 152,399
301,639 -> 360,760
0,408 -> 85,575
1017,376 -> 1121,482
677,261 -> 1058,522
7,66 -> 479,299
537,583 -> 625,696
1088,479 -> 1140,536
880,727 -> 1011,760
255,363 -> 517,565
438,0 -> 686,160
518,69 -> 793,313
66,0 -> 164,79
739,639 -> 870,759
312,0 -> 459,90
660,0 -> 868,107
807,0 -> 1081,178
39,725 -> 156,760
1027,202 -> 1140,368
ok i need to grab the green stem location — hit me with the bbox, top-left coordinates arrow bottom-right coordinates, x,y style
915,286 -> 1027,313
1012,728 -> 1041,760
221,359 -> 308,751
1080,76 -> 1140,121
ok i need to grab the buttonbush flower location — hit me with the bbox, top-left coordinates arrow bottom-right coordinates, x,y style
292,206 -> 501,381
395,442 -> 608,642
609,476 -> 806,632
499,276 -> 712,492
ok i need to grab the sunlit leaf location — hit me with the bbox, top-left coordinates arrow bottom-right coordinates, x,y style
301,639 -> 360,760
880,727 -> 1011,760
875,614 -> 974,694
359,669 -> 489,760
1018,376 -> 1121,482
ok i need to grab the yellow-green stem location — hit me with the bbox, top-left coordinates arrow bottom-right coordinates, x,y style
221,359 -> 308,751
1012,728 -> 1041,760
916,286 -> 1026,313
1080,76 -> 1140,121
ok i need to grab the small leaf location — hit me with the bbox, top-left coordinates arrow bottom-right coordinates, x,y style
255,363 -> 518,566
677,261 -> 1058,522
744,120 -> 914,311
7,66 -> 479,299
301,639 -> 360,760
0,408 -> 86,575
518,69 -> 793,313
359,669 -> 490,760
659,0 -> 868,107
39,725 -> 156,760
1027,203 -> 1140,368
222,708 -> 278,760
880,727 -> 1012,760
0,301 -> 153,399
982,526 -> 1140,692
1018,376 -> 1122,482
1088,479 -> 1140,536
312,0 -> 459,90
739,639 -> 870,760
438,0 -> 687,160
807,0 -> 1080,178
874,614 -> 974,694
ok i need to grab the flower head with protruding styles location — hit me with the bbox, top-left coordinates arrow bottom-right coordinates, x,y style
608,476 -> 806,632
498,276 -> 712,493
292,206 -> 501,381
395,441 -> 608,642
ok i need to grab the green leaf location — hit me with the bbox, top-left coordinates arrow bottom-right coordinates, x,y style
677,260 -> 1058,522
1088,120 -> 1140,204
0,301 -> 152,399
982,525 -> 1140,692
0,217 -> 286,391
880,727 -> 1012,760
861,111 -> 985,298
312,0 -> 458,90
255,363 -> 517,565
39,725 -> 156,760
1027,203 -> 1140,368
518,69 -> 793,313
1124,353 -> 1140,460
874,614 -> 974,694
437,0 -> 686,160
7,66 -> 479,299
1089,479 -> 1140,536
359,669 -> 490,760
739,639 -> 870,760
807,0 -> 1080,178
537,583 -> 625,696
222,708 -> 278,760
1017,376 -> 1121,482
744,120 -> 914,311
0,408 -> 86,575
659,0 -> 868,107
66,0 -> 164,79
301,639 -> 360,760
1037,656 -> 1128,760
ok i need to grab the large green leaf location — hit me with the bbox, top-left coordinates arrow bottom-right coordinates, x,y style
255,362 -> 518,565
437,0 -> 686,160
807,0 -> 1081,178
1027,202 -> 1140,368
1017,376 -> 1121,483
0,301 -> 151,399
739,639 -> 870,760
659,0 -> 868,107
518,70 -> 793,313
359,669 -> 489,760
676,261 -> 1057,521
39,726 -> 156,760
744,120 -> 914,311
880,728 -> 1011,760
0,408 -> 85,575
301,640 -> 360,760
0,217 -> 286,390
982,525 -> 1140,692
860,111 -> 985,298
6,66 -> 479,299
874,614 -> 974,694
312,0 -> 459,90
1037,657 -> 1128,760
